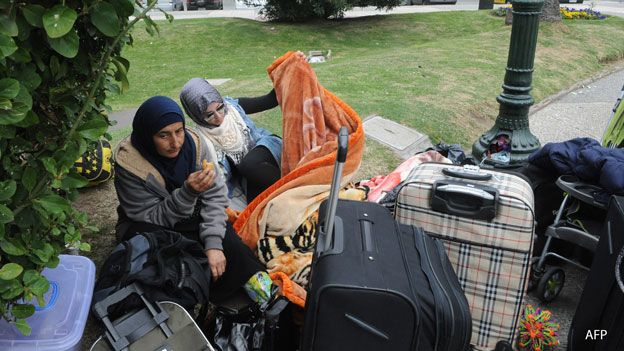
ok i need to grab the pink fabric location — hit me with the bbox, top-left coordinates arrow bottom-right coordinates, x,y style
362,151 -> 451,202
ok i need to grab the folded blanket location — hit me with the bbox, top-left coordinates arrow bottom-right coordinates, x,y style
270,272 -> 307,308
234,51 -> 364,249
361,150 -> 452,203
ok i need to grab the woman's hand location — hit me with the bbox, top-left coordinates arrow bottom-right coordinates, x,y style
295,50 -> 307,61
205,249 -> 227,281
186,168 -> 215,193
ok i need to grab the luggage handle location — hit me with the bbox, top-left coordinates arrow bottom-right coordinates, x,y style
93,283 -> 173,351
322,126 -> 349,253
442,165 -> 492,181
431,180 -> 498,221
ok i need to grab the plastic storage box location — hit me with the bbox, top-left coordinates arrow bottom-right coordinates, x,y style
0,254 -> 96,351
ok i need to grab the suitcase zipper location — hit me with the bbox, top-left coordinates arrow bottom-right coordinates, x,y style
435,239 -> 472,350
420,230 -> 454,351
394,222 -> 422,350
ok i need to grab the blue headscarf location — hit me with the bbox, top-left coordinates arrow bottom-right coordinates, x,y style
131,96 -> 197,192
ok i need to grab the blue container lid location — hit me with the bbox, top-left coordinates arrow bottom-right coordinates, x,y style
0,255 -> 96,351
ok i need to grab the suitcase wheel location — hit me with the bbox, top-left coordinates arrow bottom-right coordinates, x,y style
536,266 -> 565,303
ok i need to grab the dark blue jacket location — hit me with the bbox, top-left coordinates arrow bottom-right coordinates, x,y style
529,138 -> 624,202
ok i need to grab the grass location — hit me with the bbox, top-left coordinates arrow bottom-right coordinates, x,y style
107,11 -> 624,178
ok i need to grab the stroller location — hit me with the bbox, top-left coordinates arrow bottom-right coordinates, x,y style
528,83 -> 624,303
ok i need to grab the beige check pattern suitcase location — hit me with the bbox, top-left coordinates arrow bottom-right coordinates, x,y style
394,163 -> 534,350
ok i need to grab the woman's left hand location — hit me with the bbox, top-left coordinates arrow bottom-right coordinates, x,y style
205,249 -> 226,281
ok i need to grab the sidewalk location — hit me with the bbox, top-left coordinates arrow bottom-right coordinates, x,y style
524,65 -> 624,349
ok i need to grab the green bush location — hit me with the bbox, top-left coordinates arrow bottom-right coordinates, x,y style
245,0 -> 401,21
0,0 -> 167,335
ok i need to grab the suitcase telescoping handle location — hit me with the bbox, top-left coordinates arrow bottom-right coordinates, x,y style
322,126 -> 349,252
93,283 -> 172,351
442,165 -> 492,181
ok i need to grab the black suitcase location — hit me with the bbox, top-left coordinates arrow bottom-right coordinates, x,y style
300,128 -> 472,351
568,195 -> 624,351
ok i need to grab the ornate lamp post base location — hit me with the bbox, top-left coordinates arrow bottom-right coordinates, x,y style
472,0 -> 544,167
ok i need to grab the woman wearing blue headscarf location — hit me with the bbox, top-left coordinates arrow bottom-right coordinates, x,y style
113,96 -> 264,302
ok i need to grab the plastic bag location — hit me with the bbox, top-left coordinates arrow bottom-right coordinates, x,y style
431,141 -> 467,165
212,297 -> 291,351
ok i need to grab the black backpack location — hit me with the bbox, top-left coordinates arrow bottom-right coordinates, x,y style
93,229 -> 212,318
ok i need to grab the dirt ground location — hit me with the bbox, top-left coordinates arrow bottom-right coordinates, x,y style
72,181 -> 118,349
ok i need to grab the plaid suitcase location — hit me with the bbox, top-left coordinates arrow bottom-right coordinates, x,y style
394,163 -> 534,350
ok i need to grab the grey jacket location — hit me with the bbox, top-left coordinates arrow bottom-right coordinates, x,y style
113,128 -> 229,251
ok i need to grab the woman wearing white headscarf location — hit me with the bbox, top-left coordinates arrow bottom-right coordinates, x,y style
180,79 -> 282,204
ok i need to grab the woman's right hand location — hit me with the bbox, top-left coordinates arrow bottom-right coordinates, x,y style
186,168 -> 215,193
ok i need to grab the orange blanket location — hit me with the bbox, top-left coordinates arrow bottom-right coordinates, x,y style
234,52 -> 365,249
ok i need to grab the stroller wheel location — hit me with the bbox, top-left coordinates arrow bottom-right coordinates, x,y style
527,257 -> 542,292
536,267 -> 565,303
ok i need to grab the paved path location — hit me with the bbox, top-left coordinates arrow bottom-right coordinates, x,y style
530,67 -> 624,143
526,66 -> 623,349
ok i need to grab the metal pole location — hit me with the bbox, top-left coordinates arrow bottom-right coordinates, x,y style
472,0 -> 544,166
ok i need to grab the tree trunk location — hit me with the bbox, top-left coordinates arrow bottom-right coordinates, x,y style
540,0 -> 562,22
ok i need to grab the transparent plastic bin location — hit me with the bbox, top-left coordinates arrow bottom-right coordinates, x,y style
0,255 -> 96,351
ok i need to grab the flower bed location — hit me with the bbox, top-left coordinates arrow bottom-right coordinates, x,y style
560,7 -> 606,20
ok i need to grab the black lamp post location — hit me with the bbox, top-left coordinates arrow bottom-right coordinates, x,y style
472,0 -> 545,166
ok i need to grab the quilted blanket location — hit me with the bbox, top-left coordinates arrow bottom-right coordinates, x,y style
233,51 -> 364,250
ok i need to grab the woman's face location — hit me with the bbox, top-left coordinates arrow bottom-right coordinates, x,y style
153,122 -> 185,158
203,101 -> 227,127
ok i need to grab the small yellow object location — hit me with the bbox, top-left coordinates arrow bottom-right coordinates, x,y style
202,160 -> 214,172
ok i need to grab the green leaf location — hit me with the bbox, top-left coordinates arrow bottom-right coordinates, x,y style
0,78 -> 19,100
91,2 -> 120,37
79,242 -> 91,252
61,172 -> 89,189
22,270 -> 38,286
0,85 -> 31,125
0,263 -> 23,280
47,30 -> 79,58
14,110 -> 39,128
14,319 -> 31,336
0,34 -> 17,59
13,64 -> 41,91
11,304 -> 35,319
34,193 -> 70,215
0,16 -> 18,37
21,5 -> 45,28
29,275 -> 49,296
41,157 -> 57,175
42,5 -> 77,39
112,57 -> 130,93
78,118 -> 108,140
22,167 -> 36,193
15,16 -> 30,42
32,243 -> 54,263
0,180 -> 16,201
0,98 -> 11,110
143,17 -> 159,37
50,56 -> 61,78
0,239 -> 25,256
110,0 -> 135,17
0,204 -> 13,224
0,280 -> 23,300
9,47 -> 31,63
0,126 -> 12,139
